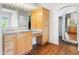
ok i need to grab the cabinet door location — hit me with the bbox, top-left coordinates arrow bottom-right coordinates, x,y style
43,8 -> 49,26
4,34 -> 16,55
4,41 -> 14,52
24,32 -> 32,52
31,11 -> 37,29
36,11 -> 43,29
42,26 -> 49,44
25,37 -> 32,52
16,32 -> 32,55
16,34 -> 25,55
31,8 -> 43,29
43,34 -> 48,44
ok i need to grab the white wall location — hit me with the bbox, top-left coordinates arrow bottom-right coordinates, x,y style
0,4 -> 3,55
40,3 -> 75,45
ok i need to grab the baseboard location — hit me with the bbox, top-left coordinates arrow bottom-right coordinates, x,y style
48,41 -> 59,45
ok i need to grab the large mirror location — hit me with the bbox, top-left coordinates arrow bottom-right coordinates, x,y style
58,6 -> 78,44
65,12 -> 77,43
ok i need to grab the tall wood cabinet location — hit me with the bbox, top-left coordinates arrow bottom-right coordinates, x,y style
31,7 -> 49,45
31,7 -> 43,29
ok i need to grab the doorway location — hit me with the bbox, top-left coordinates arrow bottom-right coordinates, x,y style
59,12 -> 78,45
65,12 -> 77,44
59,16 -> 63,44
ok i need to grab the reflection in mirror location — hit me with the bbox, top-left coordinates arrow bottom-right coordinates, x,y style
65,12 -> 77,42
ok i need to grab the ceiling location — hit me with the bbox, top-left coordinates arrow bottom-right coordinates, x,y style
1,3 -> 40,11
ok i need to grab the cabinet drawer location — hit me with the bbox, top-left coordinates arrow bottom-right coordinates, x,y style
43,35 -> 48,44
4,50 -> 14,55
17,32 -> 32,38
4,34 -> 16,42
25,32 -> 32,36
24,32 -> 32,37
25,37 -> 32,52
4,41 -> 14,52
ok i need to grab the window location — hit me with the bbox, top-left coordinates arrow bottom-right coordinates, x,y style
0,8 -> 18,30
0,11 -> 11,29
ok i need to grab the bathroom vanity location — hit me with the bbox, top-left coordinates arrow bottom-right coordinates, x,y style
0,4 -> 49,55
3,29 -> 32,55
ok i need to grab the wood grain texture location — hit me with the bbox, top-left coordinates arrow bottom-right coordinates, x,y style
31,7 -> 49,45
68,26 -> 77,34
31,7 -> 43,29
15,32 -> 32,55
68,33 -> 77,41
4,34 -> 16,55
28,42 -> 79,55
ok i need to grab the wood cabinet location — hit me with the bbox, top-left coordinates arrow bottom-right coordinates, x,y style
25,37 -> 32,52
3,31 -> 32,55
31,7 -> 43,29
31,7 -> 49,45
3,34 -> 16,55
68,26 -> 77,34
16,33 -> 26,54
16,32 -> 32,55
